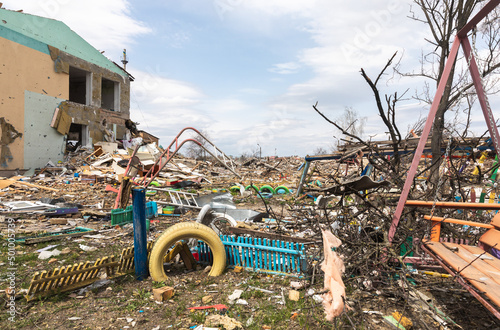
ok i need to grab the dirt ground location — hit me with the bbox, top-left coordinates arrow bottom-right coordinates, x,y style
1,213 -> 500,329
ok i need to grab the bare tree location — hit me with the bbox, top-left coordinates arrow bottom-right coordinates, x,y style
404,1 -> 500,185
337,106 -> 367,138
361,52 -> 407,167
313,146 -> 329,155
185,129 -> 211,160
313,52 -> 408,185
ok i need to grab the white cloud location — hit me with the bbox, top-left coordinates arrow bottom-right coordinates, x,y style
268,62 -> 300,74
127,68 -> 208,137
5,0 -> 151,60
8,0 -> 498,156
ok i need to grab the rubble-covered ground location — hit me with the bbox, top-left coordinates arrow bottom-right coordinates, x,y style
1,145 -> 500,329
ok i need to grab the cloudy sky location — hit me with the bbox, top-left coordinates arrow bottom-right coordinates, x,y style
6,0 -> 500,156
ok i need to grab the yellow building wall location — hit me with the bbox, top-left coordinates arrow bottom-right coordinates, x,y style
0,37 -> 69,169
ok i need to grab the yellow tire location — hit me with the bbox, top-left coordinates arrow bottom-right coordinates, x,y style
149,222 -> 226,281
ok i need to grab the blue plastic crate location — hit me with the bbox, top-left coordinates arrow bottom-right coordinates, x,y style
145,201 -> 158,219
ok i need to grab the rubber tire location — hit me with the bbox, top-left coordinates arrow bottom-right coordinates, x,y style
259,185 -> 275,194
229,185 -> 241,193
274,185 -> 290,195
259,192 -> 273,198
149,222 -> 226,281
245,184 -> 259,192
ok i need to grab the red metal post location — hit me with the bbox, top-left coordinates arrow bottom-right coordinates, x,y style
461,37 -> 500,153
389,0 -> 500,243
388,37 -> 462,242
457,0 -> 500,38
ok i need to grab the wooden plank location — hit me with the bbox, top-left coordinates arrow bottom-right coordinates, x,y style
44,268 -> 57,291
52,278 -> 97,295
56,108 -> 72,135
38,271 -> 49,293
49,218 -> 68,225
425,241 -> 500,307
106,256 -> 116,277
27,272 -> 41,296
422,215 -> 493,228
50,107 -> 61,128
480,229 -> 500,249
180,242 -> 197,270
61,265 -> 75,287
164,242 -> 183,262
24,231 -> 97,245
52,267 -> 65,290
0,177 -> 22,189
12,181 -> 59,192
461,245 -> 500,272
442,243 -> 500,286
492,213 -> 500,229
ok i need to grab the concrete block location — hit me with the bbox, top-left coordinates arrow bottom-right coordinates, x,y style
153,286 -> 175,302
288,290 -> 300,301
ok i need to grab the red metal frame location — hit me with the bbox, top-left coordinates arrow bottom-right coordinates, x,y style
139,127 -> 241,187
141,138 -> 202,187
113,127 -> 241,209
389,0 -> 500,243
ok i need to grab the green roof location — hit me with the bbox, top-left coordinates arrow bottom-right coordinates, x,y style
0,9 -> 127,77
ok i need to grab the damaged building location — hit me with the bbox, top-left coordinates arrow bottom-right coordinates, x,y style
0,8 -> 132,172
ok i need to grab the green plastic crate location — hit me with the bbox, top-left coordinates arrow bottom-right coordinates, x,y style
111,205 -> 133,226
111,204 -> 151,231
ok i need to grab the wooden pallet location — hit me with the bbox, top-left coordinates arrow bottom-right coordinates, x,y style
26,257 -> 118,300
26,242 -> 155,301
116,241 -> 154,274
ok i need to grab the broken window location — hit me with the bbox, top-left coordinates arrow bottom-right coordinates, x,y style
101,78 -> 119,111
69,67 -> 91,105
67,123 -> 89,150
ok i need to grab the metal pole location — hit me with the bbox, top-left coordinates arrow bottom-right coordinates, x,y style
388,36 -> 461,243
296,161 -> 311,197
462,37 -> 500,153
132,187 -> 148,281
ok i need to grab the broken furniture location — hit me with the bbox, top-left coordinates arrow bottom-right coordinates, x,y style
415,201 -> 500,319
310,175 -> 390,195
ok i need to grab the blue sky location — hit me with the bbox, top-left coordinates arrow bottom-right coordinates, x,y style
7,0 -> 500,156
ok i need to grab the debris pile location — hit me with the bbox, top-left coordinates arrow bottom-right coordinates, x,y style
1,132 -> 500,329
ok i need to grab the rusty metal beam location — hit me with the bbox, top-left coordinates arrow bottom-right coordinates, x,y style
461,37 -> 500,153
457,0 -> 500,38
388,37 -> 461,243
